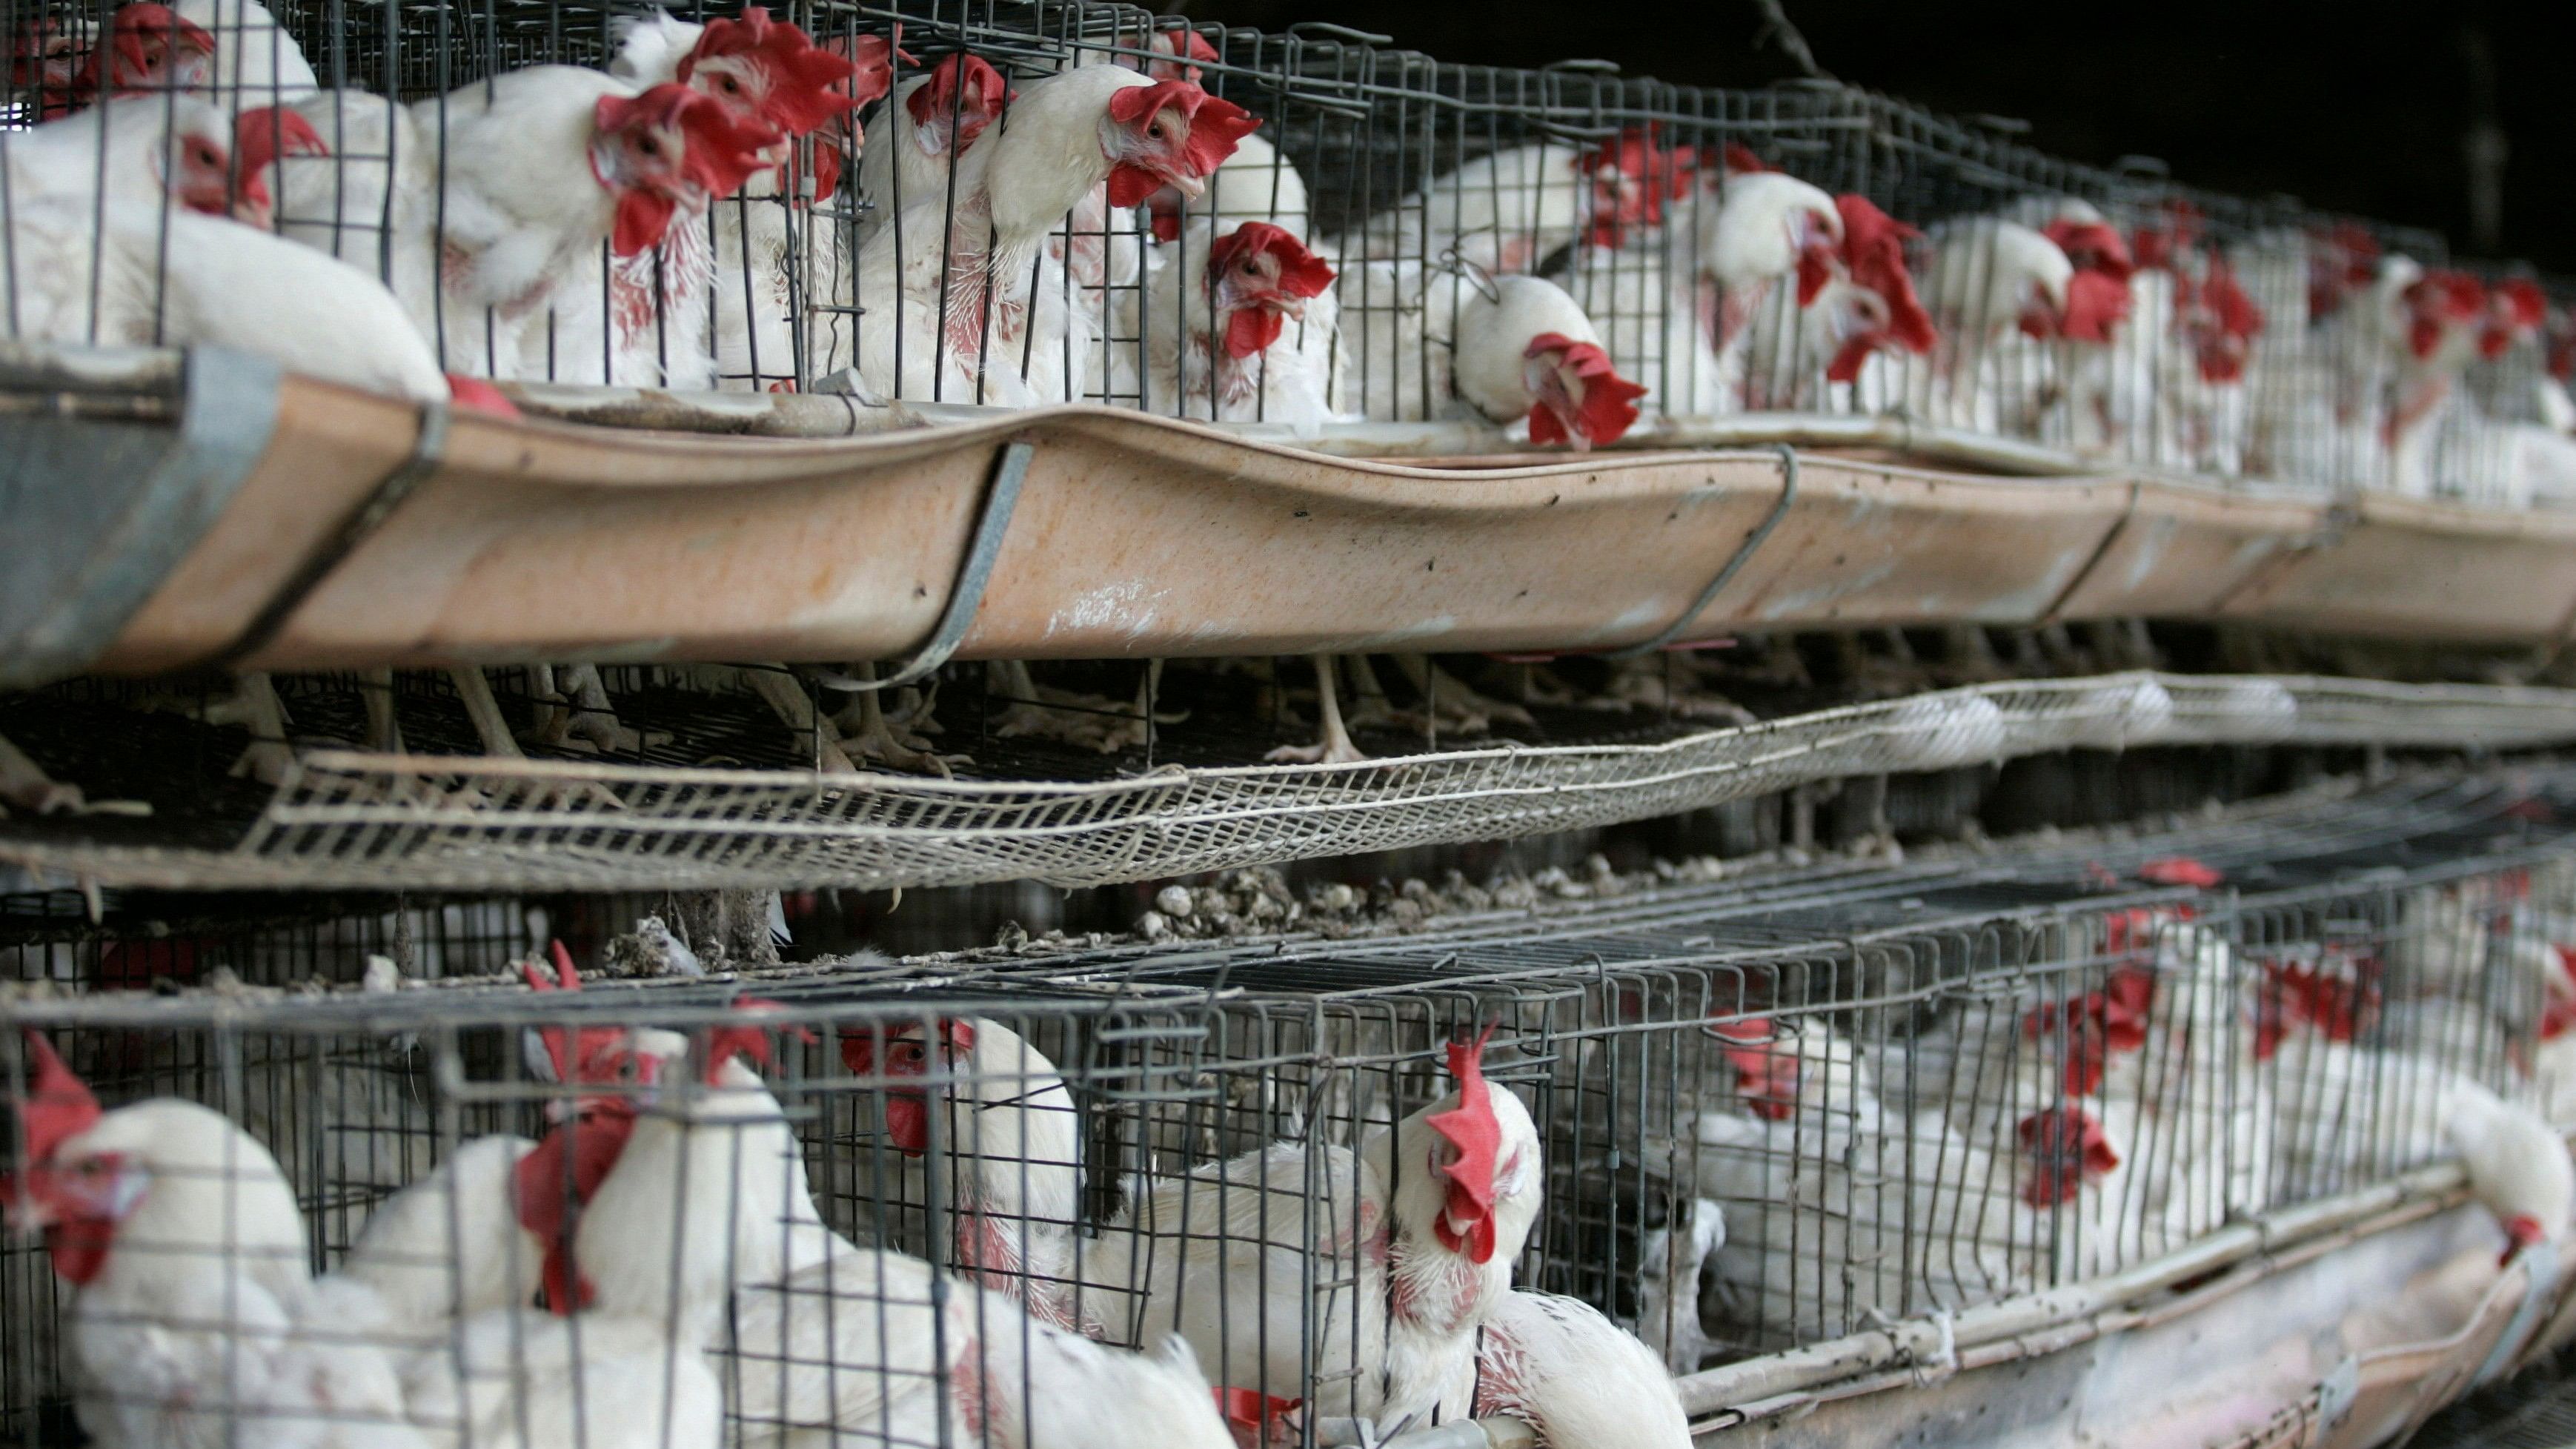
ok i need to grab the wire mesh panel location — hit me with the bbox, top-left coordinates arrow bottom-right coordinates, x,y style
4,771 -> 2576,1444
967,769 -> 2576,1373
0,0 -> 2569,502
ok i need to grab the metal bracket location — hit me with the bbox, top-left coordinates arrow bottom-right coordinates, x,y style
212,401 -> 451,671
2313,1355 -> 2360,1437
822,438 -> 1034,694
1603,443 -> 1798,660
2474,1238 -> 2560,1386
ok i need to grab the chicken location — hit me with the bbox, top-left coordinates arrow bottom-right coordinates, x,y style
170,0 -> 315,102
852,53 -> 1015,245
1104,1032 -> 1542,1432
608,7 -> 884,391
564,1006 -> 840,1346
1131,219 -> 1338,425
0,194 -> 466,406
2383,268 -> 2493,491
465,73 -> 780,388
839,1015 -> 1092,1330
1475,1290 -> 1692,1449
724,1247 -> 1235,1449
1892,217 -> 2076,433
1146,130 -> 1309,245
1451,273 -> 1649,449
398,1308 -> 723,1449
12,12 -> 95,119
272,73 -> 777,387
70,3 -> 212,102
1699,164 -> 1842,374
1733,193 -> 1938,412
1632,1196 -> 1724,1373
837,64 -> 1255,405
0,93 -> 242,215
334,1133 -> 545,1326
0,1032 -> 423,1449
1363,136 -> 1667,276
1696,1011 -> 2140,1340
2274,1041 -> 2571,1261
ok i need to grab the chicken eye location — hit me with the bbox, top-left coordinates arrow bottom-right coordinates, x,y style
635,135 -> 660,158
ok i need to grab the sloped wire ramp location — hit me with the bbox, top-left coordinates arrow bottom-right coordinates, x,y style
8,672 -> 2576,893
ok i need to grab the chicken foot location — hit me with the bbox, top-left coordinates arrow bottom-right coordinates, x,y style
986,659 -> 1184,754
826,663 -> 969,777
1265,654 -> 1368,765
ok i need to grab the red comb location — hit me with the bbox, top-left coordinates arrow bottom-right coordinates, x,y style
522,941 -> 631,1087
700,996 -> 817,1084
1104,80 -> 1259,209
683,7 -> 861,136
2135,857 -> 2222,889
2057,268 -> 2132,344
1147,27 -> 1219,83
10,1030 -> 101,1170
2042,219 -> 2134,282
1523,334 -> 1645,448
829,28 -> 908,113
1836,193 -> 1935,355
2016,1105 -> 2117,1207
233,105 -> 326,175
1424,1027 -> 1504,1262
906,53 -> 1011,127
1720,142 -> 1770,176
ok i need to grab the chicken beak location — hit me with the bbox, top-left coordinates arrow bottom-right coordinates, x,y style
1161,168 -> 1206,201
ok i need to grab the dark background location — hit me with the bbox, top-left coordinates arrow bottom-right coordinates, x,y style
1183,0 -> 2576,275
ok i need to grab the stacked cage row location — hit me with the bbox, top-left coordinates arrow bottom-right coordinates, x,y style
0,0 -> 2569,503
5,772 -> 2575,1444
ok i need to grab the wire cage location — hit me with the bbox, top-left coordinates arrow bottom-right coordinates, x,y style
966,767 -> 2576,1371
4,766 -> 2576,1446
0,0 -> 2570,504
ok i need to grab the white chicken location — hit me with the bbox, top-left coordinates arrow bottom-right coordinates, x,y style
0,1032 -> 424,1449
1450,273 -> 1650,449
724,1246 -> 1236,1449
1364,134 -> 1664,276
0,93 -> 239,215
566,1009 -> 841,1346
851,51 -> 1015,247
1886,216 -> 2076,433
1699,164 -> 1842,387
837,1014 -> 1092,1331
1131,218 -> 1338,425
1475,1290 -> 1693,1449
0,193 -> 468,406
1104,1032 -> 1542,1433
608,7 -> 887,391
837,64 -> 1255,406
272,72 -> 778,387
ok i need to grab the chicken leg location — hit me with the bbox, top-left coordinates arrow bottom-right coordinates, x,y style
1387,653 -> 1536,736
359,669 -> 404,752
543,664 -> 664,755
0,730 -> 83,815
986,659 -> 1182,754
217,672 -> 296,785
827,663 -> 969,777
1585,654 -> 1754,725
741,666 -> 859,773
1266,654 -> 1367,765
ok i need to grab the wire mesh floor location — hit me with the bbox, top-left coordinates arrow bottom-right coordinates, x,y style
5,671 -> 2576,894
